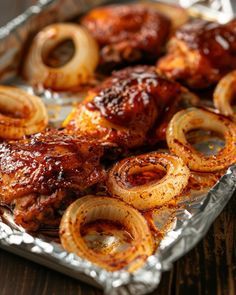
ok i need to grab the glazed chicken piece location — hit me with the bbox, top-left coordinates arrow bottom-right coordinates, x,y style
0,130 -> 104,231
81,4 -> 171,68
157,19 -> 236,88
13,191 -> 73,231
64,66 -> 197,151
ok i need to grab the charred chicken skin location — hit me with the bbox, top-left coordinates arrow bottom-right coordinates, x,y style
64,66 -> 197,150
81,4 -> 171,67
157,19 -> 236,88
0,130 -> 104,230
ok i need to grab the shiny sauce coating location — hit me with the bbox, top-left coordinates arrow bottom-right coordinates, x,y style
81,4 -> 171,65
87,66 -> 181,127
176,19 -> 236,70
0,130 -> 104,203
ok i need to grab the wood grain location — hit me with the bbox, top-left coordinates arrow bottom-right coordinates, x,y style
0,1 -> 235,294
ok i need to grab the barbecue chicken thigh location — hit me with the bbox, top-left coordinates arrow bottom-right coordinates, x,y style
64,66 -> 198,151
81,4 -> 171,67
0,130 -> 104,230
157,19 -> 236,88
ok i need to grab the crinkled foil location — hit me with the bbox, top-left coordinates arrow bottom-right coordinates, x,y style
0,1 -> 236,295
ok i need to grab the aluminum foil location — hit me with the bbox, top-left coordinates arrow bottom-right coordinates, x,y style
0,1 -> 236,295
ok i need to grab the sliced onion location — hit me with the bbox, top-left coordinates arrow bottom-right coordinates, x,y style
60,195 -> 154,272
0,86 -> 48,139
107,152 -> 190,210
166,107 -> 236,172
23,23 -> 99,90
213,70 -> 236,121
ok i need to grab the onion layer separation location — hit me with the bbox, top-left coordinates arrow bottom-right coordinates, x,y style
0,86 -> 48,139
107,152 -> 190,210
213,70 -> 236,121
60,195 -> 154,272
23,23 -> 99,90
166,108 -> 236,172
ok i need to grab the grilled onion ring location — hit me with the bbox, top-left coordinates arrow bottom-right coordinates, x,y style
107,152 -> 190,210
167,108 -> 236,172
213,70 -> 236,121
60,195 -> 154,272
0,86 -> 48,139
23,23 -> 99,90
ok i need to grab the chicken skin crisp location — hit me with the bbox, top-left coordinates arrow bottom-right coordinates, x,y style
0,130 -> 104,230
157,19 -> 236,88
81,4 -> 171,66
64,66 -> 195,150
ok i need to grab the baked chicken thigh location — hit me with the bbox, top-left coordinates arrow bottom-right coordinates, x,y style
64,66 -> 197,151
0,130 -> 104,230
157,19 -> 236,88
81,4 -> 171,67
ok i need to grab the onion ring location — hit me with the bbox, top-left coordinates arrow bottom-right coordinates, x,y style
107,152 -> 190,210
60,195 -> 154,272
213,70 -> 236,121
166,108 -> 236,172
23,23 -> 99,90
0,86 -> 48,139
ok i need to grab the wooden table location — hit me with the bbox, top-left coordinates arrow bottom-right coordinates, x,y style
0,1 -> 235,294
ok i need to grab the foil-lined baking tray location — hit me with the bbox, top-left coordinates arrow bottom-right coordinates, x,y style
0,1 -> 236,295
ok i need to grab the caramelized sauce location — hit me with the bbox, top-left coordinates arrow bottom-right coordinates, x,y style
176,19 -> 236,70
0,130 -> 104,204
82,4 -> 171,59
87,66 -> 181,126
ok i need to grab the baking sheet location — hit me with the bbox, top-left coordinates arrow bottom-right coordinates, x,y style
0,1 -> 235,295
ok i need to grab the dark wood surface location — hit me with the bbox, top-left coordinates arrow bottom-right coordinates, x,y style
0,1 -> 235,295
